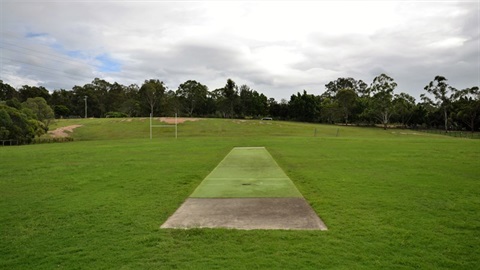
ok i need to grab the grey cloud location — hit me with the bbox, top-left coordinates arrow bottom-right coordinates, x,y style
1,1 -> 478,101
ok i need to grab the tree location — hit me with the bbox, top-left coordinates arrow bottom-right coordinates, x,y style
6,98 -> 22,110
325,77 -> 368,96
163,90 -> 181,115
139,79 -> 166,116
53,105 -> 70,118
176,80 -> 208,116
336,87 -> 357,125
71,85 -> 88,117
120,84 -> 141,117
453,86 -> 480,133
214,79 -> 239,118
107,82 -> 128,114
410,103 -> 429,128
392,92 -> 416,128
239,84 -> 254,117
0,108 -> 12,139
238,85 -> 268,118
251,91 -> 268,117
18,85 -> 50,102
223,79 -> 238,118
289,90 -> 320,122
0,80 -> 18,101
369,73 -> 397,130
71,84 -> 100,118
268,98 -> 289,120
319,96 -> 340,124
50,89 -> 74,116
0,104 -> 43,144
22,97 -> 55,129
421,76 -> 456,133
91,78 -> 112,116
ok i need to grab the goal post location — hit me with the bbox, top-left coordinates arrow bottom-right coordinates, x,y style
150,113 -> 178,139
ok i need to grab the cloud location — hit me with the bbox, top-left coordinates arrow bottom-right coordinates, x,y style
1,0 -> 478,100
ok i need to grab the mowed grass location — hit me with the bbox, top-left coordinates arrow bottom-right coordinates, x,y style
1,118 -> 479,269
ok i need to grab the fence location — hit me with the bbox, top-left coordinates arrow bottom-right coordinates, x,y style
416,129 -> 480,139
1,137 -> 75,146
1,140 -> 18,146
32,137 -> 75,144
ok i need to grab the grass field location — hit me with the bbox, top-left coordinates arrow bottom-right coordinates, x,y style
1,118 -> 479,269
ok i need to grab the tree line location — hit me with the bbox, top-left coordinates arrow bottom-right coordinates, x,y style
1,73 -> 479,144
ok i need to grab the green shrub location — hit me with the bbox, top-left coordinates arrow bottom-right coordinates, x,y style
105,111 -> 128,118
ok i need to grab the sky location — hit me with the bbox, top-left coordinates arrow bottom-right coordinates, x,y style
1,0 -> 479,101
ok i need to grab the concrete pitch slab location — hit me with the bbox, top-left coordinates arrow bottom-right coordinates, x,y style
161,198 -> 328,230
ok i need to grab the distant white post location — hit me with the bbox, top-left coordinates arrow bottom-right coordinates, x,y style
84,96 -> 88,118
149,113 -> 178,140
150,113 -> 153,140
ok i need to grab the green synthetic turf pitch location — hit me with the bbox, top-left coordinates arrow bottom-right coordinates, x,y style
190,147 -> 302,198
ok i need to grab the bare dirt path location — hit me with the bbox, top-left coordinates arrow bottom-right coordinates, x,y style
48,125 -> 83,138
155,117 -> 201,124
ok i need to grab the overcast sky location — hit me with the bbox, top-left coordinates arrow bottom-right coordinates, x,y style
1,0 -> 479,101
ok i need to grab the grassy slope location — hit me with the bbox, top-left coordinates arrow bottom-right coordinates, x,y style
1,118 -> 479,269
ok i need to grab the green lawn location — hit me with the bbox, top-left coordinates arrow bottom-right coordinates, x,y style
1,118 -> 479,269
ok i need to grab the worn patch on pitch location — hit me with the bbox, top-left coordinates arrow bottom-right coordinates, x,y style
161,198 -> 327,230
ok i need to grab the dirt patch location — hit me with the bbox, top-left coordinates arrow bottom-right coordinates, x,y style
161,198 -> 327,230
48,125 -> 83,138
155,117 -> 201,124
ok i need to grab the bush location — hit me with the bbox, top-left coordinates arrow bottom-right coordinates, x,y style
0,104 -> 44,144
105,111 -> 128,118
32,137 -> 74,144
